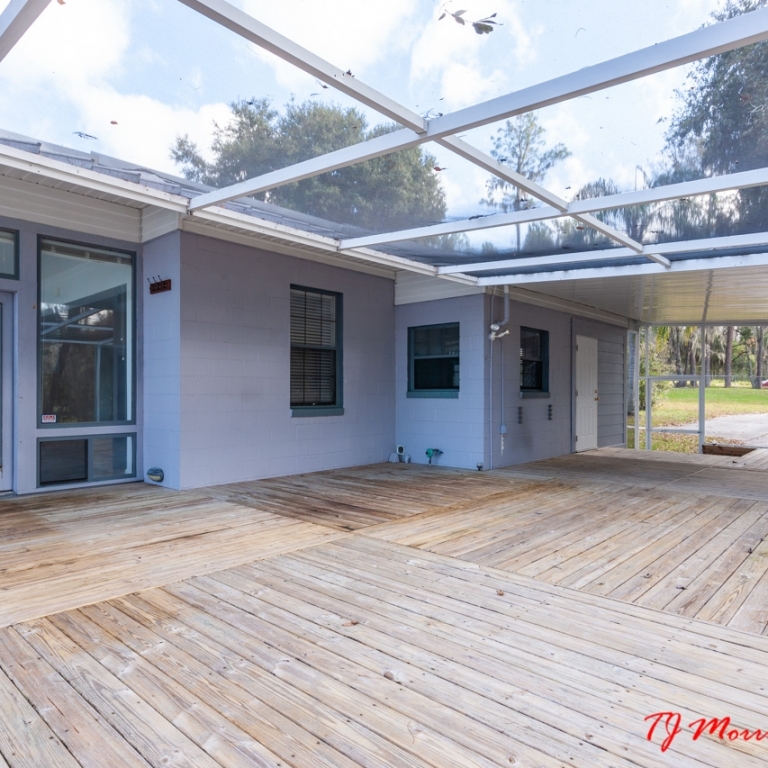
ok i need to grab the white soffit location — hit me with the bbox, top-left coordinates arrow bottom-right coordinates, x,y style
516,266 -> 768,325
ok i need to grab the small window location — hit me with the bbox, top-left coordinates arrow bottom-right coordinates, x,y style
38,434 -> 135,486
408,323 -> 459,397
290,286 -> 343,414
520,327 -> 549,392
0,229 -> 19,279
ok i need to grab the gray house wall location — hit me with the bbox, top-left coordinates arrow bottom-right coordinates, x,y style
395,294 -> 487,470
487,299 -> 627,467
174,232 -> 396,489
488,296 -> 573,467
573,317 -> 627,448
143,231 -> 181,488
0,210 -> 627,493
394,292 -> 628,472
0,214 -> 143,495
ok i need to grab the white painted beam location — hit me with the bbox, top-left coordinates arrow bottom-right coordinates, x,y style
441,247 -> 640,274
437,136 -> 569,211
441,231 -> 768,275
477,250 -> 768,286
188,129 -> 416,211
345,167 -> 768,250
341,206 -> 564,250
0,0 -> 51,62
177,0 -> 425,135
569,166 -> 768,214
439,136 -> 656,261
434,8 -> 768,137
190,7 -> 768,211
190,205 -> 479,284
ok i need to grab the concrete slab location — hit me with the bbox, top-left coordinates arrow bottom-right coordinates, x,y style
679,412 -> 768,445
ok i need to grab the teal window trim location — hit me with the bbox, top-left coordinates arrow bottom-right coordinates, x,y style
520,326 -> 549,394
408,322 -> 460,397
37,236 -> 137,428
291,406 -> 345,417
290,285 -> 343,414
0,228 -> 19,280
37,432 -> 137,488
406,390 -> 459,399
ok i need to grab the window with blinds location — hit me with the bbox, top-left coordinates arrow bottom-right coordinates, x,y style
290,286 -> 342,409
408,323 -> 460,395
520,327 -> 549,392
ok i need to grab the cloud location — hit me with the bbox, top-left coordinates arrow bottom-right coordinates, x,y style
239,0 -> 421,91
0,0 -> 230,173
408,0 -> 534,111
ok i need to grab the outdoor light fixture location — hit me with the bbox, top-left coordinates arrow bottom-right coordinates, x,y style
146,467 -> 164,483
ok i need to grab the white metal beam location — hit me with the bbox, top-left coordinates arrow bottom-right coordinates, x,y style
189,7 -> 768,211
342,206 -> 564,249
0,0 -> 52,62
177,0 -> 425,135
343,167 -> 768,249
442,231 -> 768,275
437,136 -> 658,262
473,233 -> 768,285
177,1 -> 652,260
477,251 -> 768,285
441,247 -> 640,274
189,206 -> 479,284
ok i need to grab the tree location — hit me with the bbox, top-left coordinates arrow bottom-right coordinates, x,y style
482,113 -> 570,251
171,98 -> 446,232
666,0 -> 768,233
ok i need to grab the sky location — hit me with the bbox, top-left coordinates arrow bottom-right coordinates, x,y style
0,0 -> 725,237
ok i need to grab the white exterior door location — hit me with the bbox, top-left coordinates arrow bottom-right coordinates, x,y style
0,292 -> 13,491
575,335 -> 598,452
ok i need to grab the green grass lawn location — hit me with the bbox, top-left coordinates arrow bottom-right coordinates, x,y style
628,384 -> 768,453
650,384 -> 768,426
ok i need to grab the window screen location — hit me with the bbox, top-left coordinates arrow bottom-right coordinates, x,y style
520,327 -> 548,392
290,286 -> 341,408
39,434 -> 135,487
39,239 -> 134,425
0,229 -> 18,279
409,323 -> 460,392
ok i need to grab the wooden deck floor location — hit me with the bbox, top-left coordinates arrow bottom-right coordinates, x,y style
2,449 -> 768,766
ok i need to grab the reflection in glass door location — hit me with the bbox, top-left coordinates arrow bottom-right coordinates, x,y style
0,292 -> 13,492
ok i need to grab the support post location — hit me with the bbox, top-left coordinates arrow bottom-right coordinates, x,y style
633,330 -> 641,449
699,325 -> 706,454
645,326 -> 652,451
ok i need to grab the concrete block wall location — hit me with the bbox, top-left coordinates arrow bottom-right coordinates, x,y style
488,297 -> 573,467
573,317 -> 627,448
488,297 -> 627,468
142,231 -> 181,488
0,214 -> 143,495
176,232 -> 395,489
395,294 -> 487,469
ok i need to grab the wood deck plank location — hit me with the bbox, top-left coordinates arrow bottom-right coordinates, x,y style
0,628 -> 152,768
3,449 -> 768,766
0,662 -> 81,768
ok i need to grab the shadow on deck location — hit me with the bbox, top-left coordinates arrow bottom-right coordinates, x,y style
1,448 -> 768,767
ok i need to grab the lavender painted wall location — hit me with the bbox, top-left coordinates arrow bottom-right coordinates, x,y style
177,232 -> 395,489
0,214 -> 143,494
573,317 -> 627,449
142,231 -> 181,488
486,295 -> 627,467
487,296 -> 573,467
395,294 -> 487,470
